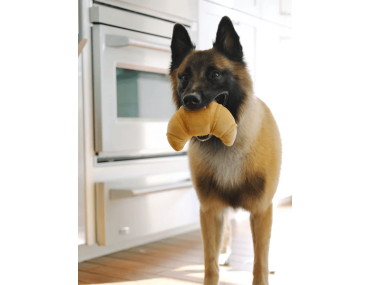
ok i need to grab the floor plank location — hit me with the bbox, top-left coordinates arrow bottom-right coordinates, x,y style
87,256 -> 168,274
81,264 -> 160,281
126,246 -> 204,264
109,250 -> 200,269
78,270 -> 126,284
78,262 -> 102,271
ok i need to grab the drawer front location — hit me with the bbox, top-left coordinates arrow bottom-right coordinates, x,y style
96,172 -> 200,245
95,0 -> 198,23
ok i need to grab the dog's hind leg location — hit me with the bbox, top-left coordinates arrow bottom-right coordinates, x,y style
219,208 -> 232,265
250,203 -> 273,285
200,202 -> 225,285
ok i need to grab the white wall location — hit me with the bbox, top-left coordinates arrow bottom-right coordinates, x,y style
291,1 -> 370,284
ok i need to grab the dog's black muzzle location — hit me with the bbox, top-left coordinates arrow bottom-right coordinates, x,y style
182,91 -> 229,111
181,91 -> 229,142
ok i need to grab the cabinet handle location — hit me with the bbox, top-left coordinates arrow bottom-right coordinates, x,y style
105,34 -> 171,53
109,179 -> 193,200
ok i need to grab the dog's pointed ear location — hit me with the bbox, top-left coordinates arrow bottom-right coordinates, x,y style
170,24 -> 195,71
213,16 -> 243,62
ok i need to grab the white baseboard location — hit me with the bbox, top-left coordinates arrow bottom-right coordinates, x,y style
78,222 -> 201,263
275,195 -> 292,206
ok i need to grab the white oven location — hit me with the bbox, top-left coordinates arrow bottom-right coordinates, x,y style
91,3 -> 197,162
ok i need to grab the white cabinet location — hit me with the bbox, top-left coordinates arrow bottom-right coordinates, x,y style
233,0 -> 262,17
255,22 -> 292,103
95,172 -> 200,246
78,49 -> 86,246
95,0 -> 198,25
205,0 -> 292,28
260,0 -> 292,27
206,0 -> 261,17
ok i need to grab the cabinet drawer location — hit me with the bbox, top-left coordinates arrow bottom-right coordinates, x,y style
95,172 -> 200,246
205,0 -> 292,28
205,0 -> 262,17
94,0 -> 198,24
260,0 -> 292,27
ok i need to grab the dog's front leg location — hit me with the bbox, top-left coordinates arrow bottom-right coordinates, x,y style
250,204 -> 273,285
200,204 -> 225,285
219,209 -> 232,265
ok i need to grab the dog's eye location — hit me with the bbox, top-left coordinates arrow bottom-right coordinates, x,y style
211,71 -> 220,78
181,74 -> 189,81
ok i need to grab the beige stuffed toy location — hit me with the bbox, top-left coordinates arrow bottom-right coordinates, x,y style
167,101 -> 237,151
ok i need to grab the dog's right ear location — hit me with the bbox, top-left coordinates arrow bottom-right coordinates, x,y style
170,24 -> 194,71
214,16 -> 243,62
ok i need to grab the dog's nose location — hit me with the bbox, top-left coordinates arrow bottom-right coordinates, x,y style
182,93 -> 203,110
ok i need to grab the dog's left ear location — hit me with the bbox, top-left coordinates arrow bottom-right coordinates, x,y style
170,24 -> 195,71
214,16 -> 243,62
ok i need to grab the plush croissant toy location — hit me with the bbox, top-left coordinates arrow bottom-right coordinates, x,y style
167,101 -> 237,151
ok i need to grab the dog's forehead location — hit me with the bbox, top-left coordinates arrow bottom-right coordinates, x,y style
177,49 -> 231,74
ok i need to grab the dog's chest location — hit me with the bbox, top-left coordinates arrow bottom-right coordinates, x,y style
201,145 -> 246,188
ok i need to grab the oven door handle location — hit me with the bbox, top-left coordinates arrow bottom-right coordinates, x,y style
106,34 -> 171,53
109,179 -> 193,200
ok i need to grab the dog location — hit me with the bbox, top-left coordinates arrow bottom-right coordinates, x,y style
169,16 -> 282,285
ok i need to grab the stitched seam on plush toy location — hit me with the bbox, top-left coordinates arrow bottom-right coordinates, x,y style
218,124 -> 236,140
211,104 -> 222,134
175,113 -> 190,136
167,133 -> 184,142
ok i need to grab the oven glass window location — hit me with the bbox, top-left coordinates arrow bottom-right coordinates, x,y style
116,68 -> 176,119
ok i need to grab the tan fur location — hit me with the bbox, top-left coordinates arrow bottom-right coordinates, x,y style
170,48 -> 282,285
199,199 -> 225,285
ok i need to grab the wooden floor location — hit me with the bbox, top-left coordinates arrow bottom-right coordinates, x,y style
79,201 -> 292,285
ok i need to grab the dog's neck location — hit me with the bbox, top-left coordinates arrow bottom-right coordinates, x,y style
235,95 -> 264,152
190,95 -> 264,156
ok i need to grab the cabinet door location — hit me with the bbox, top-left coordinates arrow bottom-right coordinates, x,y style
205,0 -> 261,17
260,0 -> 292,27
78,54 -> 86,246
95,172 -> 199,246
233,0 -> 261,17
96,0 -> 198,22
205,0 -> 233,9
255,23 -> 292,104
235,22 -> 257,83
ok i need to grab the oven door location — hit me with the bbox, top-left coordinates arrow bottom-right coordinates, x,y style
92,24 -> 188,161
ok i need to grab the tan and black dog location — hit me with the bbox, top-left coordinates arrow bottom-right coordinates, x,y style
169,16 -> 282,285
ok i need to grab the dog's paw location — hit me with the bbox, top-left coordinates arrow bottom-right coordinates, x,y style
218,246 -> 231,266
203,273 -> 219,285
252,275 -> 269,285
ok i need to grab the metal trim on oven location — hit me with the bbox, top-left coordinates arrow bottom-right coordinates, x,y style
91,5 -> 178,39
93,0 -> 198,25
